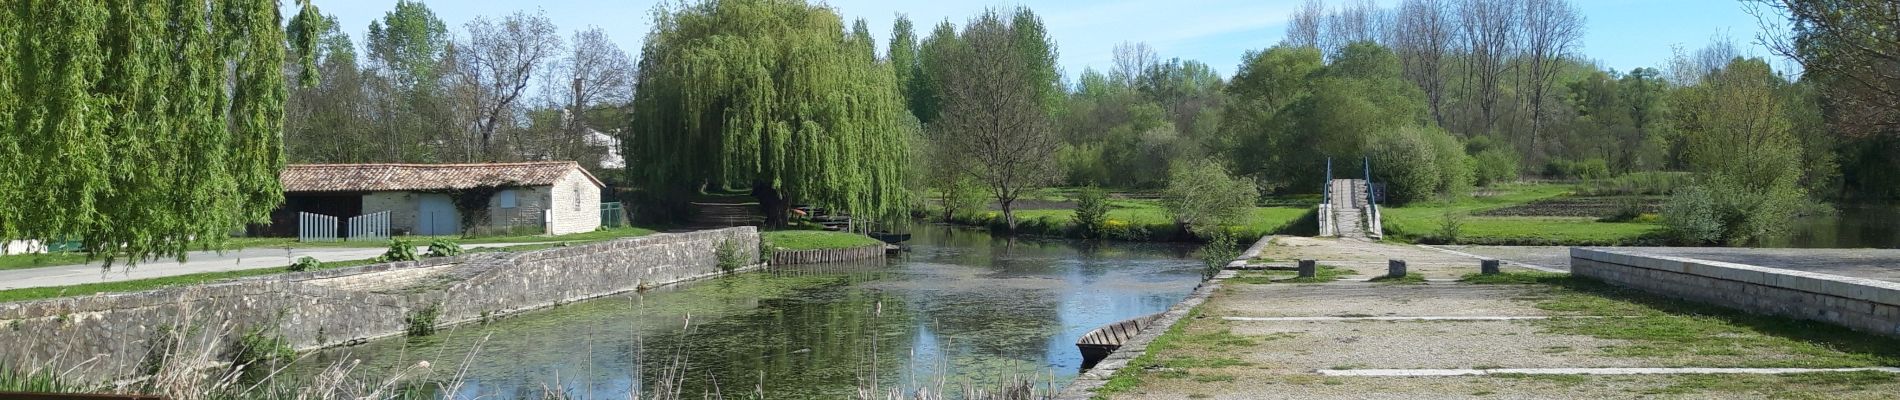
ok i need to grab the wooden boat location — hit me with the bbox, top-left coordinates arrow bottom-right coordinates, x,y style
869,232 -> 911,244
1077,312 -> 1164,370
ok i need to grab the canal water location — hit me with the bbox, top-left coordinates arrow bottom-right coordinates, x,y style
1765,204 -> 1900,249
299,226 -> 1204,398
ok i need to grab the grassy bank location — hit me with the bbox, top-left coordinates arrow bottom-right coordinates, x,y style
1380,182 -> 1664,245
938,192 -> 1312,242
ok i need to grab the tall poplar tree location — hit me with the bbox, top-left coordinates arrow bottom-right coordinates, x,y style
628,0 -> 912,227
1,0 -> 316,266
889,15 -> 923,120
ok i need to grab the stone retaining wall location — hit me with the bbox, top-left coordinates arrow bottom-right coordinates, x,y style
0,227 -> 759,380
1572,248 -> 1900,337
769,244 -> 886,265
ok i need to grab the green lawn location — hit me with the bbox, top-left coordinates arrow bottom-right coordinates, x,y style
0,258 -> 380,303
989,198 -> 1310,240
762,230 -> 883,251
0,253 -> 93,272
1380,183 -> 1663,245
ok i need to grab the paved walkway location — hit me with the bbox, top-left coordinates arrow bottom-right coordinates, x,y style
1443,245 -> 1900,283
0,243 -> 541,290
1101,237 -> 1900,399
1253,236 -> 1520,278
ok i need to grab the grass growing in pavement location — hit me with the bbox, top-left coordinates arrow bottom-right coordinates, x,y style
1488,371 -> 1900,397
1520,276 -> 1900,368
1368,273 -> 1427,284
1638,371 -> 1900,396
1093,308 -> 1295,399
0,259 -> 380,303
761,230 -> 883,251
1459,271 -> 1569,284
1227,265 -> 1354,284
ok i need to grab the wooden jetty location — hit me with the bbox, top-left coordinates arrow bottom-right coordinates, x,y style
1077,312 -> 1163,370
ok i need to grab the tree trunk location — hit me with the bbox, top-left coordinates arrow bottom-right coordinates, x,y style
1000,199 -> 1017,233
939,192 -> 955,222
753,181 -> 789,228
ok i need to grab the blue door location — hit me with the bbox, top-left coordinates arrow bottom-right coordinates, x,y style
417,194 -> 461,236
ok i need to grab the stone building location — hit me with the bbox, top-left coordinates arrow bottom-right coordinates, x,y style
265,162 -> 604,236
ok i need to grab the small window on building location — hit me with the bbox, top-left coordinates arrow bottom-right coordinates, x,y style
573,185 -> 584,212
498,190 -> 517,209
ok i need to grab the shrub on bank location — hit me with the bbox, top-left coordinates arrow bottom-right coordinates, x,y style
1544,158 -> 1611,180
427,239 -> 463,257
288,256 -> 321,272
1072,186 -> 1110,238
378,239 -> 419,262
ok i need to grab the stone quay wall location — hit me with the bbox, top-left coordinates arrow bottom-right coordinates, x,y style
1572,248 -> 1900,337
0,227 -> 760,380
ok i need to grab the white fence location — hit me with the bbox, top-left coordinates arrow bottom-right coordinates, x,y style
348,211 -> 391,241
298,212 -> 339,242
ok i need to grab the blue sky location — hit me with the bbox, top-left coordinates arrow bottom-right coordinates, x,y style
288,0 -> 1787,79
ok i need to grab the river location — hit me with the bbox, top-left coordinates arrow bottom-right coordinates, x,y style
1765,203 -> 1900,249
298,226 -> 1204,398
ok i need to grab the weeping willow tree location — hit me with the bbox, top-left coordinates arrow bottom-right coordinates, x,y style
629,0 -> 913,227
0,0 -> 318,266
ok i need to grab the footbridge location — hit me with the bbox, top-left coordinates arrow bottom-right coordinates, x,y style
1318,158 -> 1382,240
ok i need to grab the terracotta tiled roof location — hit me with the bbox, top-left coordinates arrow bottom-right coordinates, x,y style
281,162 -> 603,193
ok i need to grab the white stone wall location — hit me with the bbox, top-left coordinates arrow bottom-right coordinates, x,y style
362,192 -> 419,234
1572,249 -> 1900,337
547,169 -> 602,235
485,186 -> 553,232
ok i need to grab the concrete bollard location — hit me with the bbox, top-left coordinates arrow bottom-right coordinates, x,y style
1298,259 -> 1317,278
1388,259 -> 1407,278
1481,259 -> 1501,275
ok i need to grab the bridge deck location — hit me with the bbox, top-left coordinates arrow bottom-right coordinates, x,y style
1323,179 -> 1376,239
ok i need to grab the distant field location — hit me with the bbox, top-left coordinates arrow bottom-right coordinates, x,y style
1381,183 -> 1664,246
940,188 -> 1314,241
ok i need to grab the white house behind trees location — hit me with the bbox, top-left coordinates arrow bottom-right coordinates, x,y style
267,162 -> 604,237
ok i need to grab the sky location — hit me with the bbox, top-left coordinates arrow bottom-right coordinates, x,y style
285,0 -> 1790,80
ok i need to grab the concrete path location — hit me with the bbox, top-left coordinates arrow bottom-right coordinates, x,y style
1101,238 -> 1900,399
1253,236 -> 1532,279
0,243 -> 543,290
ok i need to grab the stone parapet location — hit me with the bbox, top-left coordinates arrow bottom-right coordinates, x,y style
1571,248 -> 1900,337
0,227 -> 759,380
